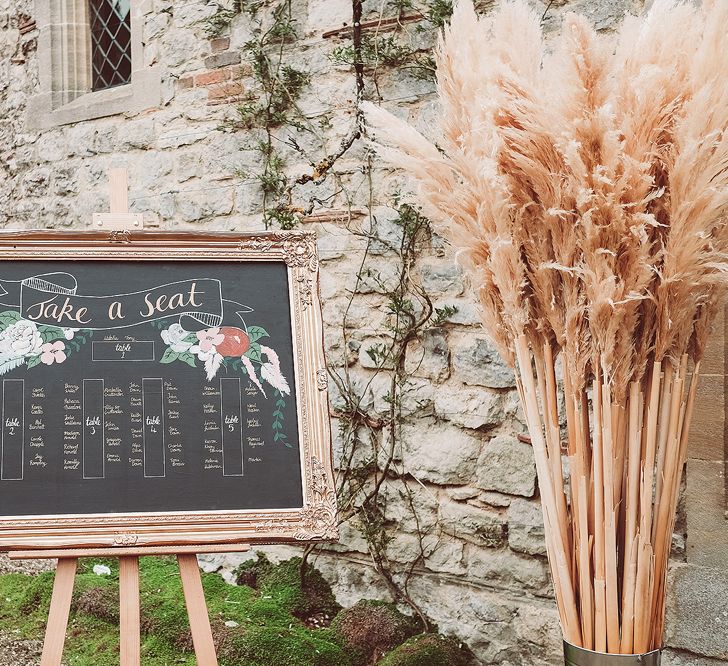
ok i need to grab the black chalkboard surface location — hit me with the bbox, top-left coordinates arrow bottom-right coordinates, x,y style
0,259 -> 304,517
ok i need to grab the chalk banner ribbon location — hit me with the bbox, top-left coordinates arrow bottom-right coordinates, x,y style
0,273 -> 224,330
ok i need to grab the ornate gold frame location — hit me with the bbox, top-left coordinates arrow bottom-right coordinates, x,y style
0,230 -> 338,550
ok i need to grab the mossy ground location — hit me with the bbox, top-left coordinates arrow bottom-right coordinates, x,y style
0,556 -> 472,666
0,556 -> 348,666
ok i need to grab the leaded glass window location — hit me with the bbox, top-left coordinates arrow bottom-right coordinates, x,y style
89,0 -> 132,92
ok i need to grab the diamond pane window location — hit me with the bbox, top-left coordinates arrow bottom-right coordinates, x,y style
89,0 -> 132,92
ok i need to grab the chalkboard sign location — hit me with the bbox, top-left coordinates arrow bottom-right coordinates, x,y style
0,231 -> 337,550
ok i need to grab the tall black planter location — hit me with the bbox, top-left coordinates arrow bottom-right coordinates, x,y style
564,642 -> 662,666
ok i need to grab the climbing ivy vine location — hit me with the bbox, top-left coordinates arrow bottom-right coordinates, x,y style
208,0 -> 457,628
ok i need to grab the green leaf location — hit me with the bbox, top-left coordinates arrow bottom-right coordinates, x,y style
160,348 -> 179,364
246,343 -> 262,363
178,352 -> 197,368
183,333 -> 198,343
38,326 -> 65,344
26,355 -> 42,369
246,326 -> 270,343
0,310 -> 21,329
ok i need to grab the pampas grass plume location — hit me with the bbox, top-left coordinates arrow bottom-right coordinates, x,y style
363,0 -> 728,654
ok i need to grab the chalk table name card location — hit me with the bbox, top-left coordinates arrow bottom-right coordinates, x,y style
0,230 -> 337,551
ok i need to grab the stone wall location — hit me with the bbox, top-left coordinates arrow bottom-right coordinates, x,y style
1,1 -> 726,665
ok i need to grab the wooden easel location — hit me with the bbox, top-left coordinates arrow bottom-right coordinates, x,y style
9,544 -> 250,666
7,170 -> 247,665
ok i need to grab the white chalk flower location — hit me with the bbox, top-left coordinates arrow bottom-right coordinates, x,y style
0,320 -> 43,361
161,323 -> 193,353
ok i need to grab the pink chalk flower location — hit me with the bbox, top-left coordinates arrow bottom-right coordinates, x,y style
40,341 -> 66,365
195,327 -> 225,353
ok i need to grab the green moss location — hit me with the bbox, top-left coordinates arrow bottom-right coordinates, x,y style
0,557 -> 473,666
331,600 -> 421,665
378,634 -> 473,666
0,555 -> 351,666
236,554 -> 341,622
218,625 -> 352,666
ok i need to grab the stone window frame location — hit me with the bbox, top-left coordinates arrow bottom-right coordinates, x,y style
27,0 -> 161,130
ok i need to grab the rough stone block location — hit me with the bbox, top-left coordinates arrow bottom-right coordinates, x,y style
326,520 -> 369,555
478,491 -> 513,507
163,30 -> 201,68
434,384 -> 504,430
452,336 -> 516,388
368,374 -> 434,418
447,486 -> 480,501
175,186 -> 233,221
234,181 -> 264,215
424,538 -> 467,575
121,118 -> 155,149
207,82 -> 244,100
313,553 -> 394,608
210,36 -> 231,53
35,131 -> 67,162
507,498 -> 547,556
476,435 -> 537,497
514,603 -> 563,660
194,68 -> 230,86
433,297 -> 483,326
307,0 -> 351,33
405,576 -> 514,659
663,650 -> 728,666
467,546 -> 551,594
665,563 -> 728,659
566,0 -> 640,31
440,500 -> 506,547
686,459 -> 728,569
380,479 -> 439,533
359,337 -> 394,369
418,259 -> 465,294
401,420 -> 483,485
157,126 -> 209,149
405,327 -> 450,382
364,206 -> 404,254
688,374 -> 724,461
21,167 -> 51,195
204,50 -> 241,69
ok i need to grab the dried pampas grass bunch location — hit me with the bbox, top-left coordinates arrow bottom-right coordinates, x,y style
363,0 -> 728,655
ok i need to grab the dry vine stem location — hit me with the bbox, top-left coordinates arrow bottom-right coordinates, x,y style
363,0 -> 728,654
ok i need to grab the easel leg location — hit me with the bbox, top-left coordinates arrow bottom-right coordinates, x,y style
40,557 -> 78,666
178,554 -> 219,666
119,556 -> 141,666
